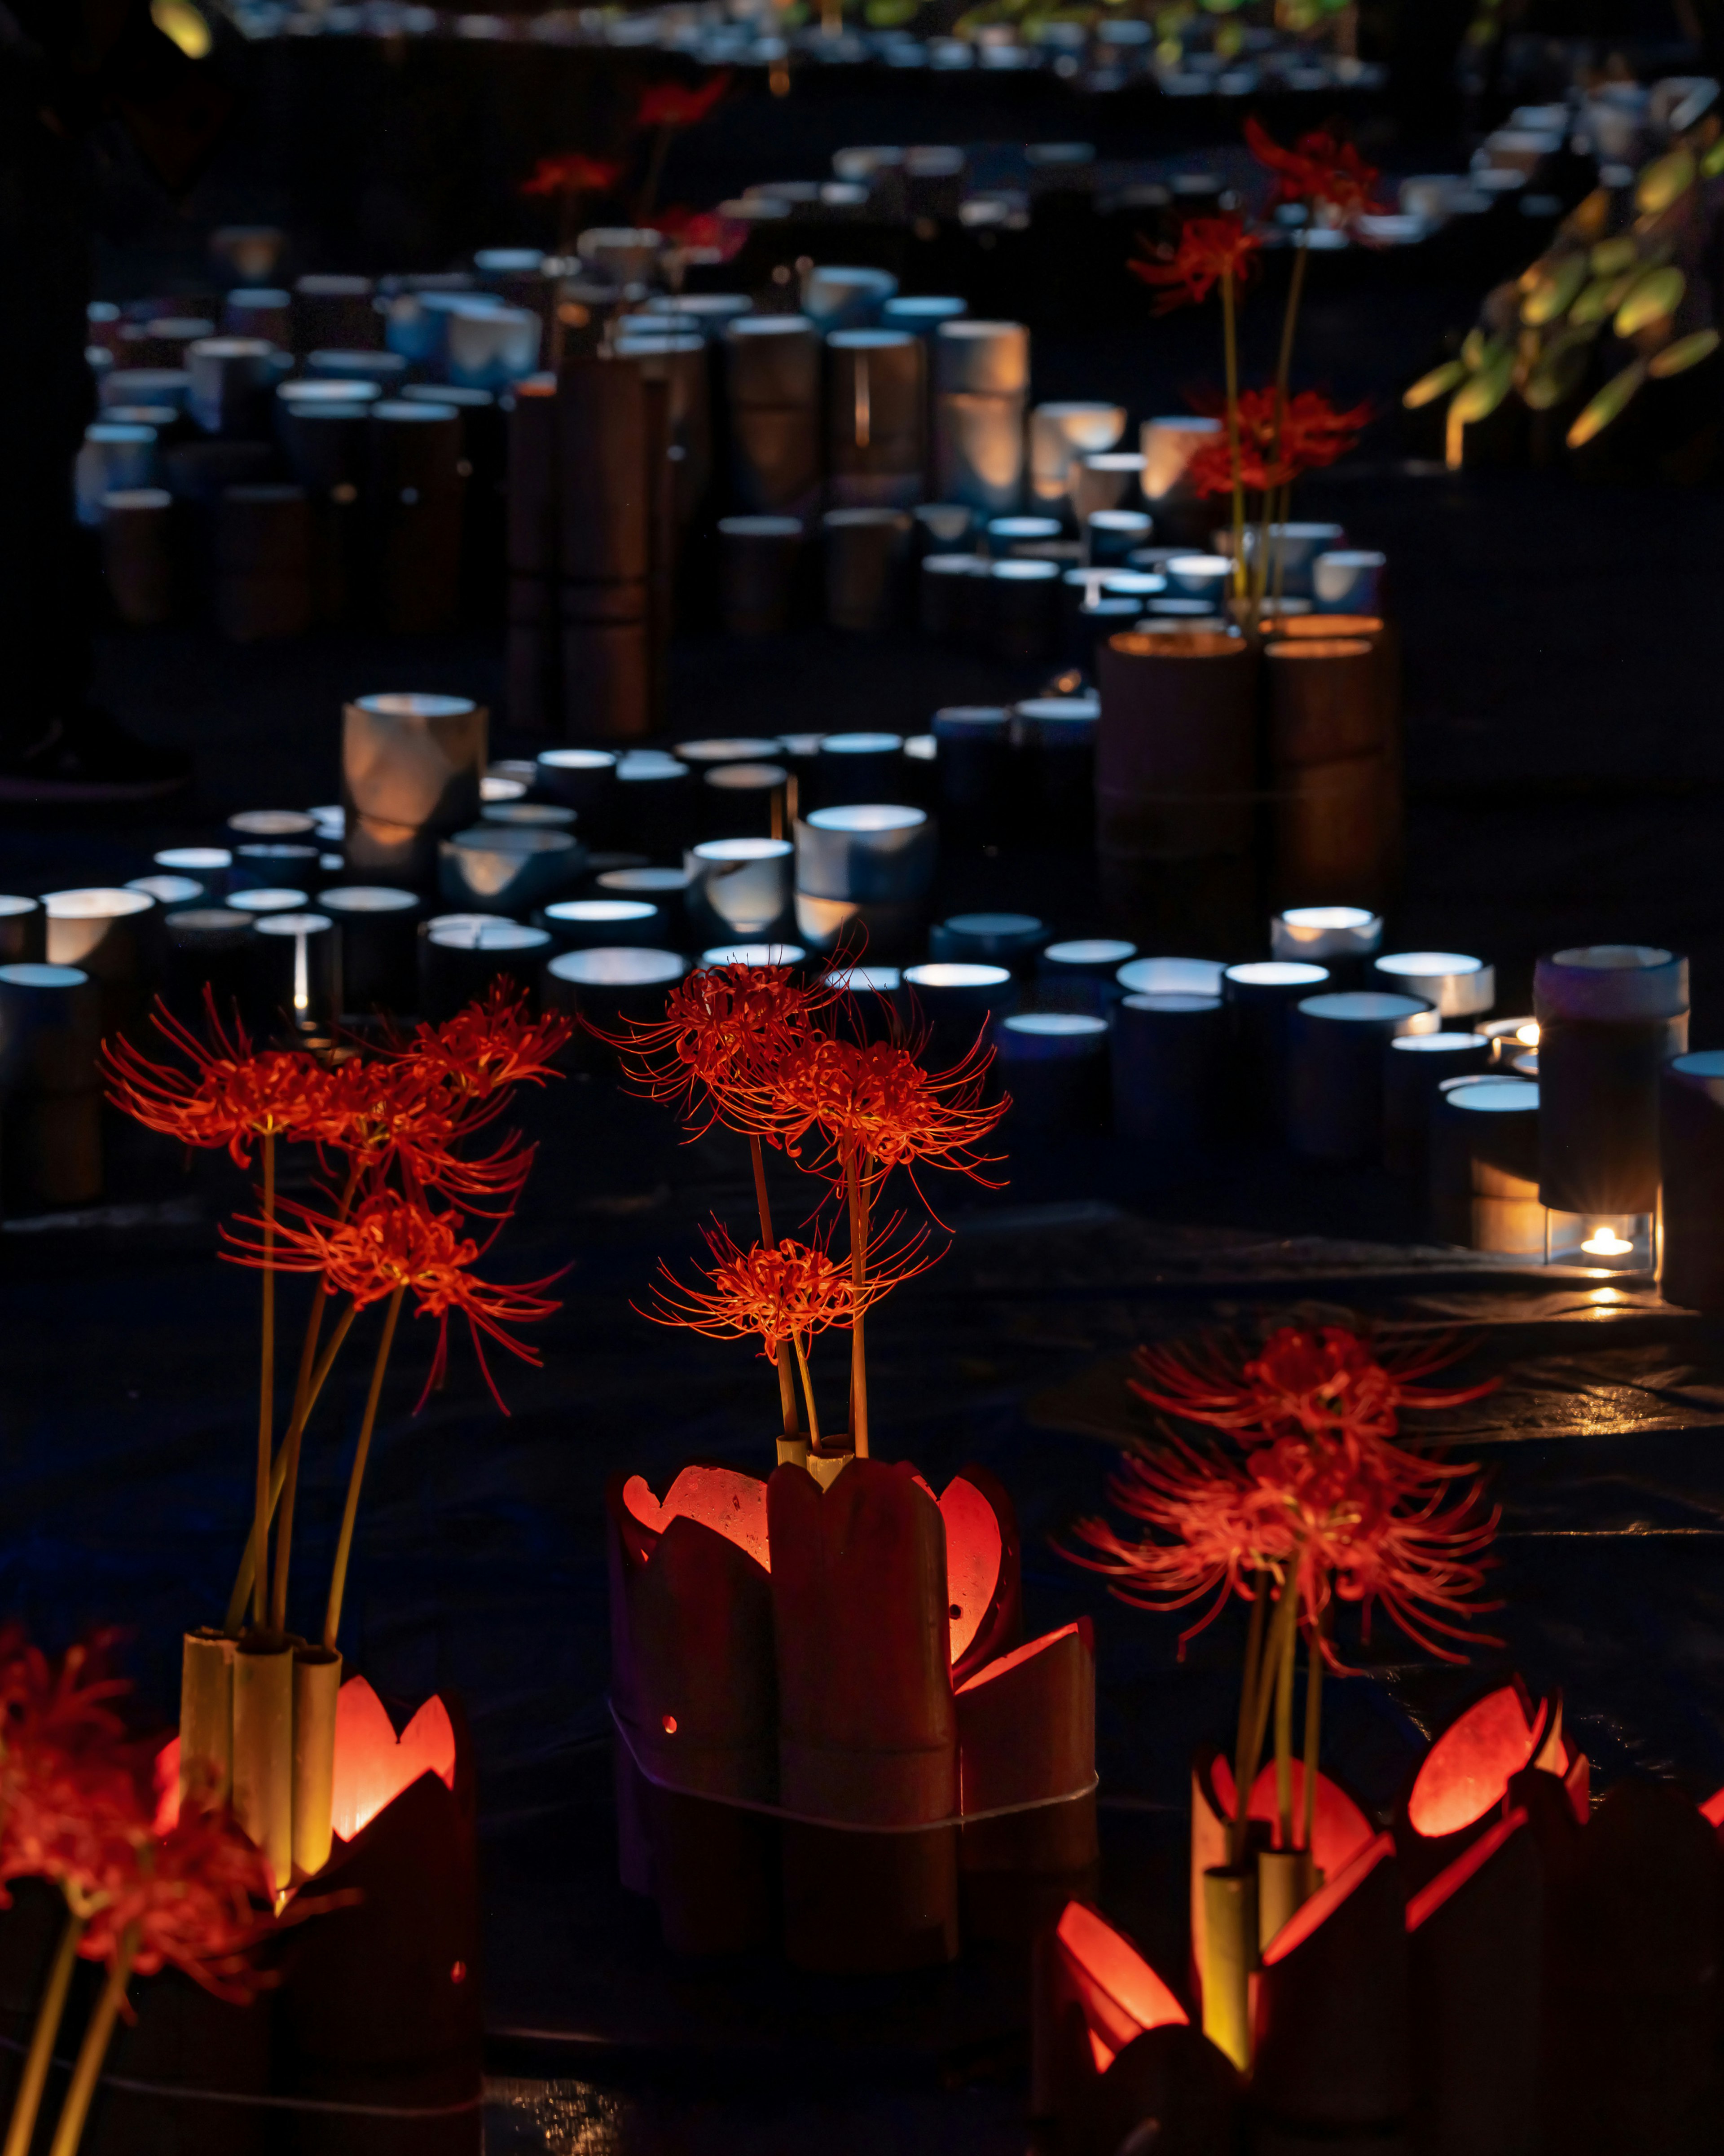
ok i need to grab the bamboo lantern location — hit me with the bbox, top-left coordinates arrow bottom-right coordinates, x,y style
942,1462 -> 1022,1681
1251,1832 -> 1410,2133
1659,1051 -> 1724,1312
1264,637 -> 1391,908
1031,1900 -> 1190,2124
957,1621 -> 1098,1940
769,1458 -> 959,1972
1397,1680 -> 1578,1890
1406,1808 -> 1543,2156
607,1467 -> 777,1953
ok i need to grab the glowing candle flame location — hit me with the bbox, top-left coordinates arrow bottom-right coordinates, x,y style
1516,1022 -> 1539,1047
1582,1226 -> 1634,1257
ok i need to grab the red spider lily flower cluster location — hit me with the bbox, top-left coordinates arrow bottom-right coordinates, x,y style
1186,387 -> 1371,496
603,961 -> 838,1132
227,1186 -> 563,1410
635,71 -> 731,131
646,1216 -> 933,1362
1069,1323 -> 1501,1669
1245,116 -> 1386,228
654,204 -> 748,261
519,152 -> 625,200
103,999 -> 330,1168
1131,215 -> 1262,313
0,1633 -> 278,2000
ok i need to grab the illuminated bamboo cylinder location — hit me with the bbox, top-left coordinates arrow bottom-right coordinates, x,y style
252,911 -> 342,1040
43,886 -> 155,1035
718,516 -> 804,635
794,805 -> 934,958
823,509 -> 911,631
933,320 -> 1029,516
319,886 -> 420,1014
291,273 -> 378,355
1384,1032 -> 1493,1181
932,705 -> 1011,846
1028,401 -> 1124,509
101,487 -> 175,626
292,1646 -> 343,1880
343,692 -> 488,889
1429,1076 -> 1544,1253
1038,937 -> 1136,1016
1265,637 -> 1390,909
232,1636 -> 295,1897
1222,961 -> 1330,1139
179,1628 -> 234,1808
535,746 -> 618,832
998,1013 -> 1110,1131
1535,944 -> 1689,1217
724,316 -> 821,519
827,330 -> 925,510
0,897 -> 44,965
1012,696 -> 1098,851
1271,904 -> 1382,985
161,908 -> 256,1025
418,916 -> 551,1021
1138,415 -> 1222,545
1286,991 -> 1438,1163
1110,990 -> 1223,1153
686,837 -> 794,944
770,1459 -> 960,1972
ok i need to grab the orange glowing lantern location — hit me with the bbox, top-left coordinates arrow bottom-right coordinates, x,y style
940,1463 -> 1023,1682
1400,1678 -> 1587,1885
1032,1900 -> 1187,2116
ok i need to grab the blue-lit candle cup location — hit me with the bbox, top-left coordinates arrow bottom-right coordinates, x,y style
881,296 -> 968,335
1535,943 -> 1688,1262
998,1011 -> 1111,1131
42,888 -> 157,1034
613,754 -> 696,859
1117,956 -> 1226,999
153,847 -> 232,903
913,503 -> 976,553
1038,938 -> 1137,1014
228,887 -> 310,919
984,515 -> 1063,559
1086,510 -> 1152,568
444,302 -> 541,391
1286,990 -> 1438,1163
822,963 -> 905,1040
1110,991 -> 1224,1155
699,941 -> 809,970
418,915 -> 552,1021
0,963 -> 102,1096
699,763 -> 790,843
228,808 -> 317,843
187,338 -> 278,438
318,886 -> 421,1014
812,732 -> 906,811
481,802 -> 576,832
1429,1074 -> 1544,1254
1163,553 -> 1233,606
306,348 -> 408,391
929,913 -> 1045,971
75,423 -> 157,525
1370,951 -> 1495,1021
1223,960 -> 1332,1138
932,706 -> 1012,847
1658,1053 -> 1724,1313
1028,403 -> 1126,511
1010,696 -> 1099,851
902,961 -> 1016,1062
1383,1031 -> 1493,1180
231,842 -> 323,894
1272,905 -> 1383,986
125,875 -> 202,913
544,946 -> 687,1054
158,908 -> 257,1021
252,912 -> 341,1041
1071,452 -> 1146,526
596,864 -> 691,944
920,553 -> 989,643
794,805 -> 934,958
99,368 -> 189,414
0,898 -> 45,966
687,838 -> 795,945
1314,550 -> 1387,615
988,560 -> 1060,663
223,288 -> 292,344
537,898 -> 664,952
1239,522 -> 1346,600
536,748 -> 619,838
438,825 -> 583,915
801,265 -> 898,331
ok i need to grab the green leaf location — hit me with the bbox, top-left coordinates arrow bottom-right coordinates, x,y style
1649,326 -> 1720,379
1520,252 -> 1588,326
1402,358 -> 1468,410
1566,359 -> 1646,447
1614,265 -> 1685,339
1636,145 -> 1696,216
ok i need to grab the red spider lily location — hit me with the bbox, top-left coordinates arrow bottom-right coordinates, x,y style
0,1635 -> 156,1899
1185,387 -> 1371,495
520,151 -> 625,199
1069,1422 -> 1500,1667
1131,214 -> 1262,313
402,983 -> 572,1100
646,1215 -> 934,1361
317,1056 -> 532,1212
224,1187 -> 561,1409
1245,116 -> 1386,228
1130,1323 -> 1496,1452
635,71 -> 731,131
599,961 -> 836,1135
77,1806 -> 277,2002
103,992 -> 333,1166
654,205 -> 748,261
734,1029 -> 1010,1201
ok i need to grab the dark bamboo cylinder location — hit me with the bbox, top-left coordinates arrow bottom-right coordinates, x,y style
1265,637 -> 1390,909
1429,1075 -> 1544,1252
1286,990 -> 1437,1162
827,329 -> 925,509
1535,944 -> 1689,1216
724,316 -> 821,519
1659,1051 -> 1724,1311
1222,960 -> 1330,1139
769,1459 -> 959,1972
1384,1032 -> 1493,1180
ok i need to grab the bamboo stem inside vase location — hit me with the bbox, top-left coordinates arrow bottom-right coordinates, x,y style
291,1645 -> 343,1881
232,1635 -> 295,1897
1201,1864 -> 1257,2072
179,1627 -> 235,1808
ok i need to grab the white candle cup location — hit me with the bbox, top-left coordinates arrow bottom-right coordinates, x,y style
998,1012 -> 1110,1130
932,706 -> 1012,845
988,560 -> 1060,663
537,898 -> 663,952
613,756 -> 696,858
445,303 -> 541,391
153,847 -> 232,903
1272,906 -> 1383,980
228,808 -> 317,842
318,886 -> 421,1014
0,964 -> 102,1095
252,913 -> 341,1040
42,888 -> 156,1032
1028,402 -> 1126,509
1223,960 -> 1332,1139
1383,1032 -> 1493,1180
812,732 -> 906,812
1163,553 -> 1233,604
0,897 -> 45,966
984,515 -> 1063,558
343,692 -> 488,888
920,553 -> 989,643
1085,509 -> 1152,569
126,876 -> 202,911
794,805 -> 934,957
1117,956 -> 1225,999
881,295 -> 967,335
902,960 -> 1016,1060
1071,452 -> 1146,525
801,265 -> 898,331
928,912 -> 1045,968
1286,990 -> 1438,1164
544,945 -> 687,1048
686,838 -> 795,944
1314,550 -> 1388,614
1430,1075 -> 1544,1254
439,825 -> 583,914
536,748 -> 619,834
1111,991 -> 1224,1154
228,888 -> 310,917
1038,938 -> 1137,1015
1371,951 -> 1495,1019
231,842 -> 322,894
158,908 -> 256,1021
1534,944 -> 1689,1221
418,915 -> 551,1021
699,764 -> 790,844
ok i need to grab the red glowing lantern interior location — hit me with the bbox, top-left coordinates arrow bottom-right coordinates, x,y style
1261,1829 -> 1395,1967
1209,1755 -> 1375,1878
939,1475 -> 1003,1666
1405,1806 -> 1527,1932
1054,1900 -> 1187,2073
152,1675 -> 456,1844
623,1465 -> 771,1572
1702,1784 -> 1724,1830
1406,1684 -> 1547,1840
955,1620 -> 1085,1696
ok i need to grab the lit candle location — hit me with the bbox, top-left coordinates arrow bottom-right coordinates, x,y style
686,838 -> 794,944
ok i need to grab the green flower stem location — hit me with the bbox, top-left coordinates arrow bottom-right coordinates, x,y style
3,1909 -> 84,2156
45,1927 -> 135,2156
1228,1575 -> 1269,1868
845,1151 -> 871,1458
1302,1611 -> 1325,1854
322,1286 -> 405,1652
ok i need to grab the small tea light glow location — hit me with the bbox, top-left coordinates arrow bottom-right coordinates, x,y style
228,888 -> 311,915
228,809 -> 317,840
480,774 -> 528,803
1117,956 -> 1225,998
126,876 -> 202,908
1545,1210 -> 1653,1272
1372,950 -> 1495,1019
699,943 -> 808,968
154,847 -> 232,874
1271,906 -> 1383,964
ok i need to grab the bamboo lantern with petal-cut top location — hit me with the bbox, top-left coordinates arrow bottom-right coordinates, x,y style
1407,1806 -> 1543,2156
1396,1678 -> 1584,1890
606,1464 -> 777,1954
769,1456 -> 959,1972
